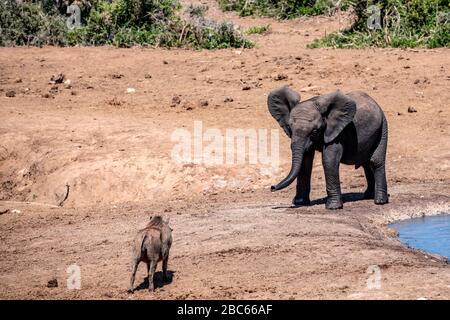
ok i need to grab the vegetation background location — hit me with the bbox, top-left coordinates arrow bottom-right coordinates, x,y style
0,0 -> 449,48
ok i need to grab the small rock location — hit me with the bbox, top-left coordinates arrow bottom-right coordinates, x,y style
144,74 -> 152,79
163,60 -> 168,65
14,78 -> 22,83
274,73 -> 288,81
171,95 -> 181,107
242,85 -> 251,91
199,100 -> 208,107
42,93 -> 52,99
50,73 -> 65,84
126,88 -> 136,94
407,106 -> 417,113
49,86 -> 59,94
5,90 -> 16,98
47,278 -> 58,288
0,209 -> 10,215
384,226 -> 399,238
11,209 -> 21,214
397,112 -> 403,116
414,79 -> 420,84
224,97 -> 234,103
107,97 -> 124,106
111,73 -> 124,79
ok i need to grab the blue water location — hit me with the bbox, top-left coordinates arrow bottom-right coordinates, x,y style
390,213 -> 450,260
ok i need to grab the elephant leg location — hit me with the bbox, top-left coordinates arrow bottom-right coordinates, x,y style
371,162 -> 388,204
293,149 -> 315,206
363,163 -> 375,199
322,143 -> 343,210
370,116 -> 388,205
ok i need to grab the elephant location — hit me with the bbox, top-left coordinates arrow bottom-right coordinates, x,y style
268,86 -> 389,210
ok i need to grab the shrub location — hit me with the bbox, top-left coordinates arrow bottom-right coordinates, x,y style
309,0 -> 450,48
217,0 -> 340,18
0,0 -> 67,46
1,0 -> 253,49
182,15 -> 253,49
186,3 -> 209,17
245,24 -> 271,35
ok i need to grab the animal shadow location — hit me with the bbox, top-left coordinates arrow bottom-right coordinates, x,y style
308,192 -> 367,207
272,192 -> 367,209
135,270 -> 175,292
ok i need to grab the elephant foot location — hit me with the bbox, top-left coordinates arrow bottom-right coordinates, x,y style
363,189 -> 374,199
127,288 -> 134,294
374,193 -> 389,205
326,198 -> 343,210
292,196 -> 311,207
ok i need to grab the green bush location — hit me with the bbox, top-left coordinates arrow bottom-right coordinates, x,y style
182,16 -> 253,49
186,3 -> 209,17
0,0 -> 67,46
245,24 -> 271,35
309,0 -> 450,48
1,0 -> 252,49
217,0 -> 340,18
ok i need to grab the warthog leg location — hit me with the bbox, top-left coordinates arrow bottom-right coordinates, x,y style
162,255 -> 169,282
128,258 -> 139,293
148,260 -> 157,292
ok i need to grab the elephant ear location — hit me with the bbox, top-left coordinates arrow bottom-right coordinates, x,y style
267,86 -> 301,138
320,91 -> 356,144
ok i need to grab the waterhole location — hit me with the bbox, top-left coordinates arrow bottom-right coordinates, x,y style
390,213 -> 450,260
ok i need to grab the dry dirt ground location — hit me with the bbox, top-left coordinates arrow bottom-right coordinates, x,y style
0,1 -> 449,299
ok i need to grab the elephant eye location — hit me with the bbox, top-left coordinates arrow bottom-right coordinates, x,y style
311,129 -> 319,136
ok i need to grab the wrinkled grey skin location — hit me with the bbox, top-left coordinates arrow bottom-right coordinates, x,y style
128,216 -> 172,293
269,86 -> 388,210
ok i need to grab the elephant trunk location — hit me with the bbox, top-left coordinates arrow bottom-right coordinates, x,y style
271,140 -> 304,191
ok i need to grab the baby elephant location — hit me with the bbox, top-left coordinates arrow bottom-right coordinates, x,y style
268,86 -> 389,209
128,216 -> 172,293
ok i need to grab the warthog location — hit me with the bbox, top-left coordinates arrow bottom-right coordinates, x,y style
128,216 -> 172,293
